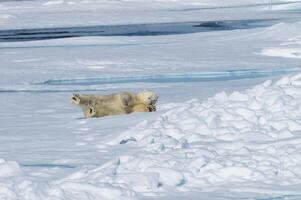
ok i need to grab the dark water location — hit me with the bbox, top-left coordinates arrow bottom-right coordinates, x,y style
0,19 -> 275,42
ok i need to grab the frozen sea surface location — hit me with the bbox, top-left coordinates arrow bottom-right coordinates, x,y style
1,0 -> 301,199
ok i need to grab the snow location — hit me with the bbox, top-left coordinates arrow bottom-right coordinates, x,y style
0,159 -> 21,177
261,48 -> 301,59
3,73 -> 301,199
0,0 -> 300,30
260,22 -> 301,59
1,0 -> 301,199
264,1 -> 301,10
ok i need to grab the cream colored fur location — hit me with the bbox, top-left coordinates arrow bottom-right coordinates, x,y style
71,91 -> 158,118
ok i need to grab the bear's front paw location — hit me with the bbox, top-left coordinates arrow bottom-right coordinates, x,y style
147,105 -> 156,112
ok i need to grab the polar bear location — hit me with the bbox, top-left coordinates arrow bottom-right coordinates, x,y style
71,91 -> 158,118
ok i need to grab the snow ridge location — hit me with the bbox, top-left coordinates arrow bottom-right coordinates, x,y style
107,72 -> 301,196
3,73 -> 301,199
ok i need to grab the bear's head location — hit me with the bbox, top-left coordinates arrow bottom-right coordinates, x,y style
70,93 -> 81,105
137,91 -> 158,106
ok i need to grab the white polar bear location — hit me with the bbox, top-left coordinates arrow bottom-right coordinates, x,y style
71,91 -> 158,118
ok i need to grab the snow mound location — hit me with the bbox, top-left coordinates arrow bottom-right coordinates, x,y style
0,158 -> 136,200
3,73 -> 301,198
103,72 -> 301,195
0,159 -> 21,177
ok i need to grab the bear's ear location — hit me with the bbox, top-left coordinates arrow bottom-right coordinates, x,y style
152,93 -> 158,100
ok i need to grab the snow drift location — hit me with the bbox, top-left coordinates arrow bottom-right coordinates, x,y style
2,72 -> 301,199
107,72 -> 301,196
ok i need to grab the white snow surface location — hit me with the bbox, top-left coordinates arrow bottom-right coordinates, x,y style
0,0 -> 300,29
1,0 -> 301,199
107,73 -> 301,195
260,22 -> 301,59
3,73 -> 301,199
